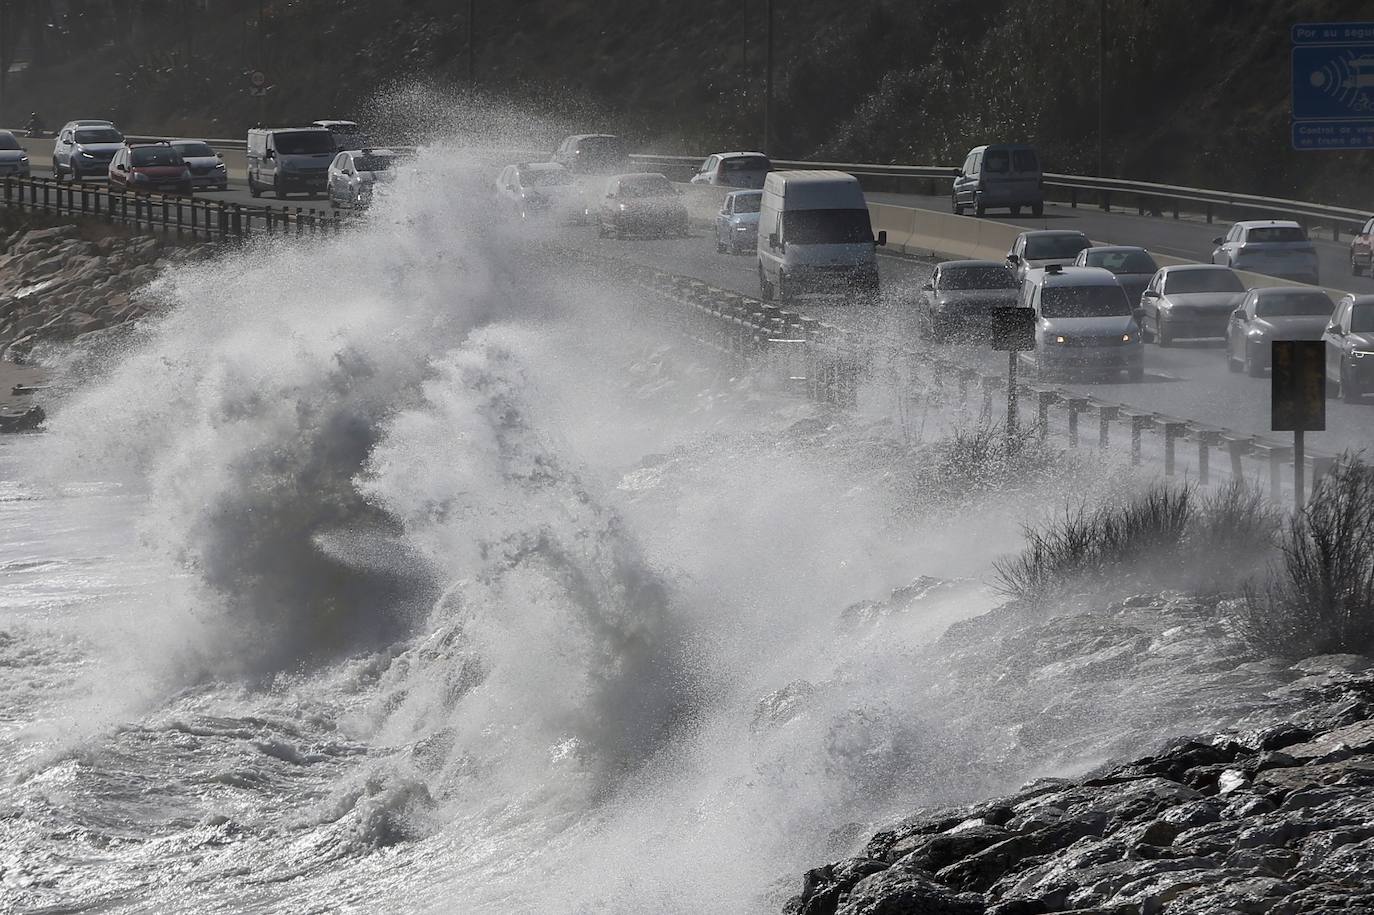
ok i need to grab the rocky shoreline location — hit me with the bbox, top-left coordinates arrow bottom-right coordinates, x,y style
0,220 -> 205,363
782,591 -> 1374,915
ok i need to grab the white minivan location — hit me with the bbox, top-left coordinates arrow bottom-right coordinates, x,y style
757,170 -> 886,303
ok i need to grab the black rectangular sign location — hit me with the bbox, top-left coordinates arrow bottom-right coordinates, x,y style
1272,340 -> 1326,432
990,306 -> 1036,352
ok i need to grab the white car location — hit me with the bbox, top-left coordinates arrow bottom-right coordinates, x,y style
0,130 -> 31,177
1211,220 -> 1319,286
690,152 -> 771,189
496,162 -> 585,223
326,148 -> 397,209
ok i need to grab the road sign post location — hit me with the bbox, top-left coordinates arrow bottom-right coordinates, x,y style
991,307 -> 1037,450
1272,340 -> 1326,509
1291,23 -> 1374,150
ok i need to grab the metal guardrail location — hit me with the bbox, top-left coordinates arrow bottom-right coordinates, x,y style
1,176 -> 344,240
630,154 -> 1371,241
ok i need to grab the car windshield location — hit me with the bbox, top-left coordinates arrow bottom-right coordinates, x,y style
75,128 -> 122,144
941,266 -> 1017,290
1165,269 -> 1245,294
336,133 -> 370,150
172,142 -> 215,158
618,175 -> 675,197
724,156 -> 769,172
521,167 -> 572,187
1254,292 -> 1332,318
1024,234 -> 1090,259
783,209 -> 874,245
354,155 -> 393,172
1246,226 -> 1307,243
1084,249 -> 1157,274
0,133 -> 20,151
130,147 -> 183,166
731,194 -> 761,214
1353,305 -> 1374,333
274,132 -> 336,155
1040,285 -> 1130,318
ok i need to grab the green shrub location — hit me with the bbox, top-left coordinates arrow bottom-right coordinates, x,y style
995,481 -> 1278,607
1242,457 -> 1374,659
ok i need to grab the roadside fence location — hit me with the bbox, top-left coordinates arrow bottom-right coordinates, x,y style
0,176 -> 345,241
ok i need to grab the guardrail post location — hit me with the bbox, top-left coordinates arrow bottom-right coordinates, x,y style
1035,389 -> 1055,440
1064,397 -> 1088,447
1096,404 -> 1119,450
1311,454 -> 1336,489
1119,409 -> 1152,465
1220,434 -> 1250,484
1069,187 -> 1078,209
1160,420 -> 1187,477
1101,190 -> 1111,213
1205,203 -> 1213,224
981,375 -> 999,419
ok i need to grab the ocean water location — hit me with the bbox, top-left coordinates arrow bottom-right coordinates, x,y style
0,146 -> 1122,914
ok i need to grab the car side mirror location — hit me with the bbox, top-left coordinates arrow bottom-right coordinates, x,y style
1212,236 -> 1224,245
876,230 -> 887,247
922,280 -> 934,291
1142,289 -> 1158,298
1232,307 -> 1246,320
1007,253 -> 1021,264
1328,323 -> 1343,335
265,150 -> 275,160
1132,307 -> 1146,326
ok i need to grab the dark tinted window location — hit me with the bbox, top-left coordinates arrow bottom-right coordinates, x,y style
273,131 -> 336,155
0,133 -> 20,151
983,149 -> 1010,174
723,156 -> 769,173
1012,149 -> 1039,172
1024,234 -> 1091,259
731,194 -> 761,214
1246,226 -> 1308,243
578,136 -> 626,159
618,174 -> 676,197
783,209 -> 874,245
172,142 -> 215,158
130,147 -> 183,166
74,128 -> 122,144
941,266 -> 1017,290
520,167 -> 572,186
1352,304 -> 1374,333
1041,285 -> 1131,318
1254,292 -> 1332,318
1164,269 -> 1245,294
354,155 -> 393,172
1084,249 -> 1157,274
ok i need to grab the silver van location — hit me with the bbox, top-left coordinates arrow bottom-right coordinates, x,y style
1020,265 -> 1144,380
951,144 -> 1044,218
247,127 -> 338,199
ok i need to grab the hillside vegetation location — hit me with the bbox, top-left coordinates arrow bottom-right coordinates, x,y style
3,0 -> 1372,206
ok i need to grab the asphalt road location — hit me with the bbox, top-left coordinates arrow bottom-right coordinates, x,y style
552,217 -> 1374,457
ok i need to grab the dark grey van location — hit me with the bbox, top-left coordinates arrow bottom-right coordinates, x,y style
951,144 -> 1044,218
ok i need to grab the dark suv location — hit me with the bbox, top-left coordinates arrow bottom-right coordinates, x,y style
552,134 -> 629,175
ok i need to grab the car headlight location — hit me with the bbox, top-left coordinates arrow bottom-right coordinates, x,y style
79,150 -> 96,159
214,162 -> 226,170
734,225 -> 748,232
1047,335 -> 1066,344
132,172 -> 149,182
618,203 -> 628,211
1353,350 -> 1374,358
19,155 -> 28,162
1122,332 -> 1134,343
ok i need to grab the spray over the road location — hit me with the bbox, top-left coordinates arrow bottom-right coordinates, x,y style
2,116 -> 1215,913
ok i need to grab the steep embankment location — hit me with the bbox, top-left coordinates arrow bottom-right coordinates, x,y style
781,590 -> 1374,914
7,1 -> 1373,205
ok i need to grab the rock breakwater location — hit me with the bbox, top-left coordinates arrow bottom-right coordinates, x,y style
782,591 -> 1374,914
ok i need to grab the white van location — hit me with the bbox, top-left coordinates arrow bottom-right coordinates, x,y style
757,170 -> 886,303
247,127 -> 338,199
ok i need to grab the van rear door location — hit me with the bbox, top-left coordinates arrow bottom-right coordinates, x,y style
982,147 -> 1041,205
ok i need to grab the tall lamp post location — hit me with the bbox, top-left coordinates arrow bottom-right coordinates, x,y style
763,0 -> 774,153
468,0 -> 476,85
1097,0 -> 1105,176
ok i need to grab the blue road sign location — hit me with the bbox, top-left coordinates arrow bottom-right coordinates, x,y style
1293,120 -> 1374,150
1292,24 -> 1374,149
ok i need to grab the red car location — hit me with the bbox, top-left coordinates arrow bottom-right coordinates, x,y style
107,142 -> 193,195
1352,216 -> 1374,276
